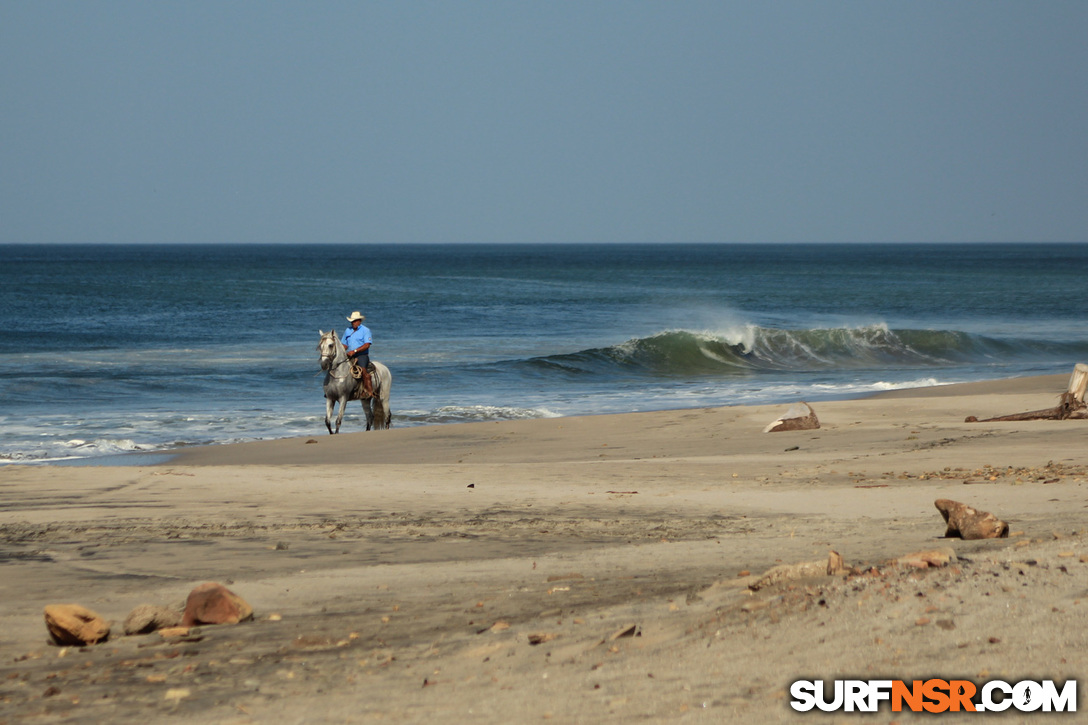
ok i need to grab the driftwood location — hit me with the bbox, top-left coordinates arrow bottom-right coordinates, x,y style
895,547 -> 957,569
966,363 -> 1088,423
749,551 -> 845,590
763,402 -> 820,433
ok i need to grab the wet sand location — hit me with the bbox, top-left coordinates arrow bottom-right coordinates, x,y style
1,374 -> 1086,723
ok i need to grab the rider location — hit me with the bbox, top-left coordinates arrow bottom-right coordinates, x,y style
341,311 -> 373,397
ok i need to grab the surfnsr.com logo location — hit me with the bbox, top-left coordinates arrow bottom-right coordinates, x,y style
790,679 -> 1076,713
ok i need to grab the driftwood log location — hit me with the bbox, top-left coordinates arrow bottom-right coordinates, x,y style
763,402 -> 820,433
749,551 -> 845,591
966,363 -> 1088,423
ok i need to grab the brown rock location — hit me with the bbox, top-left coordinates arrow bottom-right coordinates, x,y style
764,402 -> 820,433
123,604 -> 183,635
43,604 -> 111,646
826,550 -> 845,574
181,582 -> 254,626
935,499 -> 1009,539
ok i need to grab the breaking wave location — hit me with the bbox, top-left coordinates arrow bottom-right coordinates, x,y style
519,324 -> 1085,377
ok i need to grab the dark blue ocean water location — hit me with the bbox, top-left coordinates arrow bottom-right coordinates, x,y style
1,243 -> 1086,463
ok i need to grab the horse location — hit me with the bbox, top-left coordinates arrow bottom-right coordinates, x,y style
317,330 -> 392,434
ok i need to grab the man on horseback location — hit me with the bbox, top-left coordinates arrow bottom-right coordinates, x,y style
341,311 -> 373,398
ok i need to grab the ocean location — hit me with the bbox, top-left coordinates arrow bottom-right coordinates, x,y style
1,242 -> 1085,464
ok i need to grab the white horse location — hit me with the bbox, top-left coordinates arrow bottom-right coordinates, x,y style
317,330 -> 392,434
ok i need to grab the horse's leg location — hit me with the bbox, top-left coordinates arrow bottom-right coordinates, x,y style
335,394 -> 348,434
371,399 -> 382,431
325,396 -> 335,435
362,397 -> 373,431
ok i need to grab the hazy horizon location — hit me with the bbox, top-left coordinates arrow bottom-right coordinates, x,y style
3,2 -> 1086,245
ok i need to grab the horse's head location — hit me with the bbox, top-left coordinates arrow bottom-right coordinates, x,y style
317,330 -> 341,371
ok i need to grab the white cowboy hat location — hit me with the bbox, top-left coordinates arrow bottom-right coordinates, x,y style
347,311 -> 366,322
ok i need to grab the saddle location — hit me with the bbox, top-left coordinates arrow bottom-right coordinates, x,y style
350,361 -> 376,400
350,360 -> 375,378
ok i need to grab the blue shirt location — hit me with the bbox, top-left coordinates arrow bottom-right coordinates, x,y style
341,324 -> 372,352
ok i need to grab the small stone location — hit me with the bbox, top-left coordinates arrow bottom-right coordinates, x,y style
181,582 -> 253,626
43,604 -> 111,646
123,605 -> 182,635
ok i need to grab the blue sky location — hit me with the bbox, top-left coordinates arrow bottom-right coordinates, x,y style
2,1 -> 1086,244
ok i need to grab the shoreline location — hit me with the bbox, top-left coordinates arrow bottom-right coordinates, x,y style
1,372 -> 1085,722
164,372 -> 1072,468
3,372 -> 1070,470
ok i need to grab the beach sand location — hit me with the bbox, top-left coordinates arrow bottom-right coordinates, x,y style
1,374 -> 1086,722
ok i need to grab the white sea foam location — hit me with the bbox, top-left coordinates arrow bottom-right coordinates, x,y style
870,377 -> 945,391
64,438 -> 145,454
415,405 -> 562,423
710,324 -> 758,353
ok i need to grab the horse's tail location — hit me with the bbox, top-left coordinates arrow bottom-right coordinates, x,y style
372,397 -> 389,430
372,362 -> 392,430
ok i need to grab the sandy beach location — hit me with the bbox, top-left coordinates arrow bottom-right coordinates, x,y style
2,374 -> 1086,723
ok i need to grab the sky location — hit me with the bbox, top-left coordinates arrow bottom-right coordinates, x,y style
2,1 -> 1086,244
